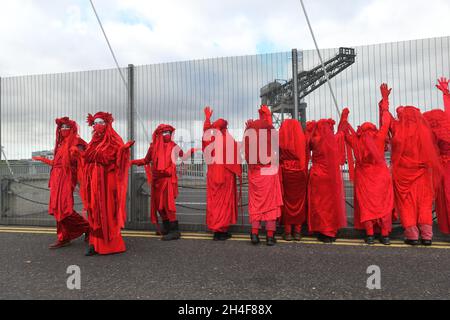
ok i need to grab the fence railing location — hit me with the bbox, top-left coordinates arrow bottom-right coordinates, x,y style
0,35 -> 448,230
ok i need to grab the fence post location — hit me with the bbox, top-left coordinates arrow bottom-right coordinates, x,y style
292,49 -> 299,121
127,64 -> 135,225
0,76 -> 2,162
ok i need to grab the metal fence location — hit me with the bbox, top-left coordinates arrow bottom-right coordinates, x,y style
0,36 -> 449,230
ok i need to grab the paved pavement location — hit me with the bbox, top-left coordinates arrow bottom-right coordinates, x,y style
1,226 -> 450,300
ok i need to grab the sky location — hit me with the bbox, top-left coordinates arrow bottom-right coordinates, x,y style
1,0 -> 449,77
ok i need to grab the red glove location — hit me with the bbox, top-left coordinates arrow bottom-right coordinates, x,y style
436,77 -> 450,95
204,106 -> 213,121
380,83 -> 392,101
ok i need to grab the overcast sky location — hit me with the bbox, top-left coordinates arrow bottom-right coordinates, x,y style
1,0 -> 449,77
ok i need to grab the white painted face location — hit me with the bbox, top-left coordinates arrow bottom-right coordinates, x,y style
93,118 -> 106,126
162,131 -> 172,136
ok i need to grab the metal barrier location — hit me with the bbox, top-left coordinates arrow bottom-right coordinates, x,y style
0,36 -> 448,230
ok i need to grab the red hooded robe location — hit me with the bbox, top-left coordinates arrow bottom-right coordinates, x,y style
307,119 -> 347,237
279,119 -> 307,226
244,106 -> 283,223
81,112 -> 131,255
423,109 -> 450,234
342,114 -> 395,232
390,107 -> 442,230
203,117 -> 242,232
35,117 -> 89,242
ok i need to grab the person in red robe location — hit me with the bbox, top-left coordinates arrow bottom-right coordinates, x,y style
244,106 -> 283,246
307,118 -> 347,243
203,107 -> 242,241
33,117 -> 90,249
383,89 -> 443,245
423,78 -> 450,236
81,112 -> 134,256
279,119 -> 307,241
339,99 -> 395,245
131,124 -> 196,241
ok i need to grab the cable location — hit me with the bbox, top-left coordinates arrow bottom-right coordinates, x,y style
299,0 -> 342,117
88,0 -> 151,144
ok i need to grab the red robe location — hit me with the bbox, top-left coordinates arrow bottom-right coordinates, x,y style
307,119 -> 347,237
244,118 -> 283,223
35,118 -> 89,242
279,120 -> 307,226
134,124 -> 185,224
390,107 -> 442,229
203,118 -> 242,232
343,117 -> 395,232
82,114 -> 130,255
423,110 -> 450,234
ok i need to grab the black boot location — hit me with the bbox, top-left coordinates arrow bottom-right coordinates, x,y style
366,236 -> 376,245
213,232 -> 221,241
85,245 -> 97,257
421,239 -> 432,246
219,232 -> 232,241
318,234 -> 334,244
159,220 -> 170,236
404,239 -> 420,246
162,221 -> 181,241
250,234 -> 260,245
266,236 -> 277,247
380,237 -> 391,246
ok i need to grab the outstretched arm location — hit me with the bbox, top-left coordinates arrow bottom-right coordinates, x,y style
436,77 -> 450,114
338,108 -> 357,148
131,144 -> 152,167
32,156 -> 54,166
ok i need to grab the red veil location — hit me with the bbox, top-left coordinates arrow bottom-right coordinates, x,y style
392,107 -> 443,194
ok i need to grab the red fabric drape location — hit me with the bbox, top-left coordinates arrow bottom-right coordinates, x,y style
82,112 -> 130,255
203,118 -> 242,232
307,119 -> 347,237
279,120 -> 307,225
391,107 -> 443,229
424,109 -> 450,234
244,115 -> 283,223
342,118 -> 395,231
135,124 -> 180,224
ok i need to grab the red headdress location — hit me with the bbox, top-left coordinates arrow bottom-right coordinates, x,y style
87,112 -> 114,126
150,124 -> 176,172
423,109 -> 450,145
211,119 -> 229,131
54,117 -> 83,170
279,119 -> 306,169
258,105 -> 273,126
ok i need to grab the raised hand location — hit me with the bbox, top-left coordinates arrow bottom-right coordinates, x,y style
204,106 -> 213,120
380,83 -> 392,101
124,140 -> 135,149
436,77 -> 450,95
341,107 -> 350,122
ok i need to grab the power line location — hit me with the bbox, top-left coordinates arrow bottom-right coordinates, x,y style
88,0 -> 151,144
299,0 -> 342,117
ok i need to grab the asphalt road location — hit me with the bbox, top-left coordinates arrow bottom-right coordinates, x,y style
1,227 -> 450,300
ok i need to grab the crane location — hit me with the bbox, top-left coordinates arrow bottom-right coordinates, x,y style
260,47 -> 356,127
